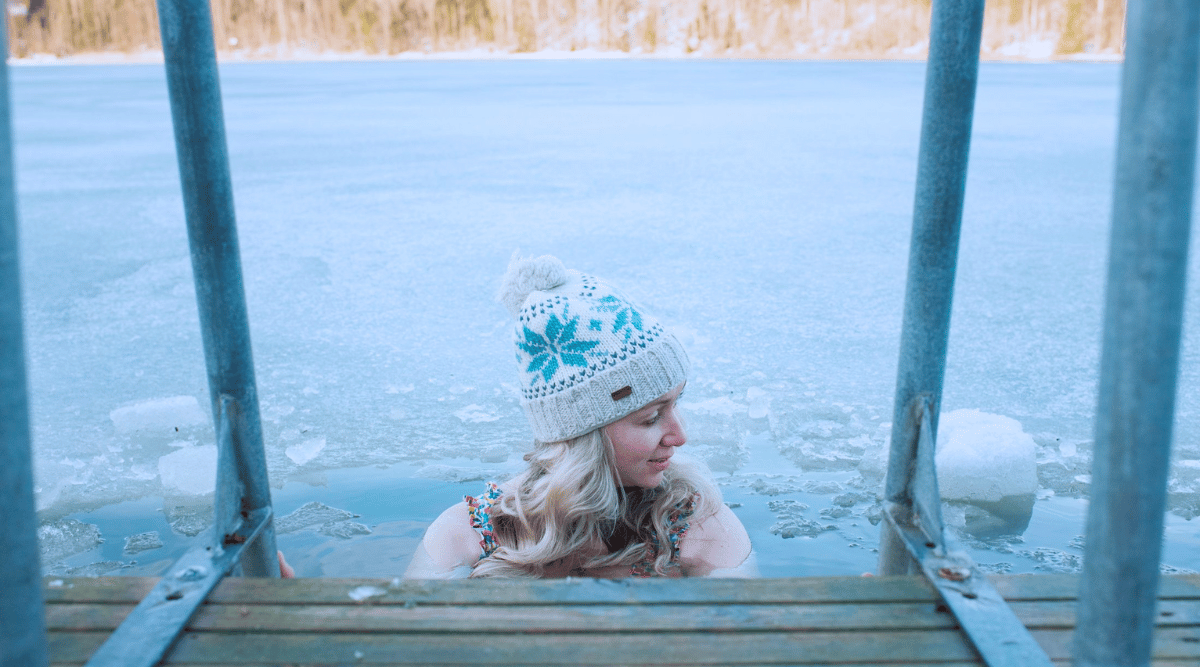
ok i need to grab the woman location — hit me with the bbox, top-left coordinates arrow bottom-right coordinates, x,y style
403,254 -> 754,579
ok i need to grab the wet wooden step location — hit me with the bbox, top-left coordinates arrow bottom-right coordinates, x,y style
43,574 -> 1200,666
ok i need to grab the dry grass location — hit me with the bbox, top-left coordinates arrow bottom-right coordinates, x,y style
5,0 -> 1125,59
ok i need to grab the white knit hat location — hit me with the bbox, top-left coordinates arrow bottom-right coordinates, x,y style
498,254 -> 690,443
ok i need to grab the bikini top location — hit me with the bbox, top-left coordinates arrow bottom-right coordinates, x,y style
465,481 -> 697,577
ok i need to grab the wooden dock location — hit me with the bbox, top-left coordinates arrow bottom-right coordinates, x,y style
44,574 -> 1200,665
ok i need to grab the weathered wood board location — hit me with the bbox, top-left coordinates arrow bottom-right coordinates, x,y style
42,574 -> 1200,665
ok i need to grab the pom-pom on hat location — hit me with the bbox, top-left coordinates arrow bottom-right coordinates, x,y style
498,254 -> 690,443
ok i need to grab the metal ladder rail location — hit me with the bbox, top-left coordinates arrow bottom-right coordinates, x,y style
874,0 -> 1056,664
81,0 -> 284,662
0,11 -> 49,666
879,0 -> 1200,666
0,0 -> 280,660
1075,0 -> 1200,664
82,0 -> 283,661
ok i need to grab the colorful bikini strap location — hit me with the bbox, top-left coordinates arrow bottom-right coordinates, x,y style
465,481 -> 503,559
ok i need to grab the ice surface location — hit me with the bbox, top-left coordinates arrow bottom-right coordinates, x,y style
158,445 -> 218,495
123,531 -> 164,555
110,396 -> 208,434
38,518 -> 103,562
286,437 -> 326,465
746,388 -> 770,419
454,404 -> 500,423
14,62 -> 1200,576
936,409 -> 1038,503
767,500 -> 837,538
276,501 -> 370,539
165,498 -> 214,536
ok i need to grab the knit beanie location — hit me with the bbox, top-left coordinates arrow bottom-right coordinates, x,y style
498,254 -> 690,443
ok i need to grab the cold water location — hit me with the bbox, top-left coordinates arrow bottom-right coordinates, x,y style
15,58 -> 1200,578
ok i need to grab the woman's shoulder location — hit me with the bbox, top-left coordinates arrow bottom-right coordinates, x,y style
676,502 -> 754,576
412,484 -> 496,573
414,500 -> 487,573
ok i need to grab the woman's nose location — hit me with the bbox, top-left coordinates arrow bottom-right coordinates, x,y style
663,413 -> 687,447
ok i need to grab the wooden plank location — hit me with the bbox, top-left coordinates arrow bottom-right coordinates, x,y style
50,629 -> 986,664
49,662 -> 993,667
44,574 -> 1200,606
48,600 -> 958,633
48,627 -> 1200,665
49,663 -> 1200,667
41,598 -> 1200,633
44,575 -> 937,605
989,574 -> 1200,601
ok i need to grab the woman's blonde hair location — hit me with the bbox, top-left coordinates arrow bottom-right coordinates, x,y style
469,428 -> 720,578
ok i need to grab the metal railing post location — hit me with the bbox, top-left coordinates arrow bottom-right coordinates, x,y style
0,23 -> 49,667
1075,0 -> 1199,663
156,0 -> 279,577
878,0 -> 984,576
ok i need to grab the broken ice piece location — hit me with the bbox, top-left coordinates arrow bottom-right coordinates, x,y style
123,531 -> 164,555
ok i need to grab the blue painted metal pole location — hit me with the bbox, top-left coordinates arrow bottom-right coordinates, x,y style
878,0 -> 984,576
156,0 -> 279,576
0,22 -> 49,667
1074,0 -> 1199,662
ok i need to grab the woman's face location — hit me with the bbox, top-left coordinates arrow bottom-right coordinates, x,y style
604,383 -> 687,488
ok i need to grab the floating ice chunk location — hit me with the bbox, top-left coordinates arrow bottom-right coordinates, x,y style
59,560 -> 135,577
286,437 -> 326,465
39,518 -> 103,562
158,445 -> 217,496
414,465 -> 491,483
110,396 -> 207,434
936,409 -> 1037,503
164,499 -> 213,537
347,585 -> 387,601
454,404 -> 499,423
277,501 -> 359,534
123,531 -> 164,555
321,521 -> 372,539
746,387 -> 770,419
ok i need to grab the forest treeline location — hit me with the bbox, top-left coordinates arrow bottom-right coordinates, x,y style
7,0 -> 1123,59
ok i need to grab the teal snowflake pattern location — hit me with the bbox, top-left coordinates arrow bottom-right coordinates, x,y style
519,313 -> 601,383
595,295 -> 644,340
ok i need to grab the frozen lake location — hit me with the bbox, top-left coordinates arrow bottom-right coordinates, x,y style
14,59 -> 1200,578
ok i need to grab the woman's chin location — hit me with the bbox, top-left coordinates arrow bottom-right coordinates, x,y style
631,471 -> 665,488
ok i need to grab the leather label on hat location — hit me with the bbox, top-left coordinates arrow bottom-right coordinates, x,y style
611,386 -> 633,401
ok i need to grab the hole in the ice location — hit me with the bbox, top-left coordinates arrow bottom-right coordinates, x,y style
924,541 -> 935,548
166,591 -> 184,601
961,592 -> 978,600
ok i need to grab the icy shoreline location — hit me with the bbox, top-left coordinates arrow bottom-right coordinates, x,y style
6,46 -> 1123,67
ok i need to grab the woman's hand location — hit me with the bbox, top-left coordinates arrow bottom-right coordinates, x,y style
277,550 -> 296,578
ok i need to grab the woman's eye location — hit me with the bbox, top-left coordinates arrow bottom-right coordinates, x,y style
643,413 -> 661,425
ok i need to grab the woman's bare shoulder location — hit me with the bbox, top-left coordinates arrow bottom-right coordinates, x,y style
677,503 -> 754,576
404,502 -> 483,578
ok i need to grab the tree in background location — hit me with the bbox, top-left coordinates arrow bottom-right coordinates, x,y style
4,0 -> 1124,58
